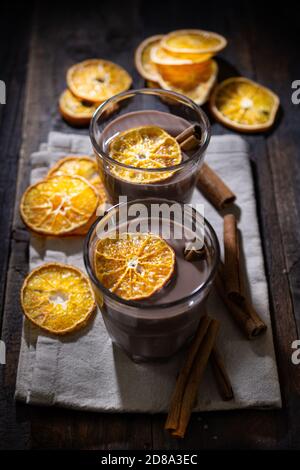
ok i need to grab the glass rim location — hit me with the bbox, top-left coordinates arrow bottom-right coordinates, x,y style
89,88 -> 211,173
83,197 -> 220,310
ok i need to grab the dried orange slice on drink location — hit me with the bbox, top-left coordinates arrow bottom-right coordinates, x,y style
20,175 -> 99,236
210,77 -> 279,132
48,156 -> 106,203
109,125 -> 182,183
151,45 -> 212,89
161,29 -> 227,61
94,233 -> 175,300
156,60 -> 218,104
134,35 -> 163,81
21,263 -> 96,334
59,89 -> 100,126
67,59 -> 132,103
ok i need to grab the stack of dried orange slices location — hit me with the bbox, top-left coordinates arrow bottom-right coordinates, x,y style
135,29 -> 227,105
59,59 -> 132,126
20,155 -> 106,237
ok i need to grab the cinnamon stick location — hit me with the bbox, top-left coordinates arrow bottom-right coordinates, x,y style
170,319 -> 220,438
176,124 -> 202,144
179,135 -> 200,152
211,346 -> 234,401
223,214 -> 244,301
165,315 -> 220,438
215,266 -> 267,339
165,314 -> 212,432
176,127 -> 236,211
198,163 -> 236,210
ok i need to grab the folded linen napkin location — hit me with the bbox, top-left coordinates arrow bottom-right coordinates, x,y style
15,131 -> 281,412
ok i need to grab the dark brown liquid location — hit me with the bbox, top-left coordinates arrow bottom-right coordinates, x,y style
97,111 -> 203,204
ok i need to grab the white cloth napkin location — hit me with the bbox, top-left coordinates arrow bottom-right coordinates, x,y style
15,131 -> 281,412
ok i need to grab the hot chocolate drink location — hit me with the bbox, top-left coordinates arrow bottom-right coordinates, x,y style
84,199 -> 219,362
97,111 -> 201,203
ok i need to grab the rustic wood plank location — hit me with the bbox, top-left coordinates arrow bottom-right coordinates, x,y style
245,4 -> 300,448
0,5 -> 32,325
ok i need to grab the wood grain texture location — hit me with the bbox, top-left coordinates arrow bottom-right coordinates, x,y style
0,4 -> 32,450
1,0 -> 300,450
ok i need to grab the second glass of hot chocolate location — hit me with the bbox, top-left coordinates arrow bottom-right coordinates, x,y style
90,88 -> 211,204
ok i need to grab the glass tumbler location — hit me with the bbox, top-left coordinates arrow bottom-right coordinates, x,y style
84,198 -> 219,362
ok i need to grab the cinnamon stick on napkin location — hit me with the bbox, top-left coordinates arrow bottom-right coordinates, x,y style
177,125 -> 236,210
165,315 -> 220,438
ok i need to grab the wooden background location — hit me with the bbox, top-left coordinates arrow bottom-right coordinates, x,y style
1,0 -> 300,449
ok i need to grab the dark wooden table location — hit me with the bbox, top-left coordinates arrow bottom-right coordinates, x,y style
1,0 -> 300,450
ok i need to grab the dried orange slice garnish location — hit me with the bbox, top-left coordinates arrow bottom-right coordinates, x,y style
156,60 -> 218,104
21,263 -> 96,334
94,233 -> 175,300
161,29 -> 227,61
59,89 -> 100,127
67,59 -> 132,103
210,77 -> 279,132
20,175 -> 99,236
134,35 -> 163,81
48,156 -> 106,203
109,125 -> 182,183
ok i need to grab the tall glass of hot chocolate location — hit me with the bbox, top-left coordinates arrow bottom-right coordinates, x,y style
90,89 -> 210,204
84,198 -> 219,362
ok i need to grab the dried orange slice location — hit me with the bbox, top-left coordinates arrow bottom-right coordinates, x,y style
59,89 -> 100,127
134,35 -> 163,81
161,29 -> 227,61
48,156 -> 106,203
21,263 -> 96,334
151,45 -> 212,89
20,175 -> 99,236
157,60 -> 218,104
146,60 -> 218,105
67,59 -> 132,103
47,156 -> 106,236
210,77 -> 279,132
109,125 -> 182,183
94,233 -> 175,300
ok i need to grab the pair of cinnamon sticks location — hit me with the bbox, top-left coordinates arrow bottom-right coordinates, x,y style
165,314 -> 232,438
176,125 -> 236,211
217,214 -> 267,339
